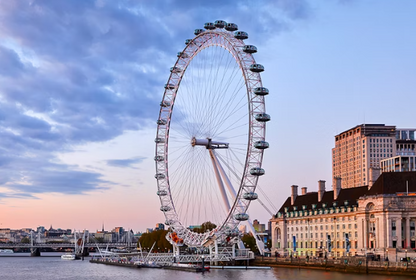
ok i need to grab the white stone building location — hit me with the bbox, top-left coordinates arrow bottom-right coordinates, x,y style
270,172 -> 416,259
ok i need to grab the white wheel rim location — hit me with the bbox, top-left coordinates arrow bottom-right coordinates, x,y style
155,26 -> 267,247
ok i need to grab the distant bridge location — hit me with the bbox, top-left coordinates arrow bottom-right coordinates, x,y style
0,242 -> 136,250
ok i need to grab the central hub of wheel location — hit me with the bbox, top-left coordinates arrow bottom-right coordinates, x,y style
191,137 -> 229,149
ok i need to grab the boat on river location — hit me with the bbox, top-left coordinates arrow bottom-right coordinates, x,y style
61,253 -> 76,260
0,249 -> 14,254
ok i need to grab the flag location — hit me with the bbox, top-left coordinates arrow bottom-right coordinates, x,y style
327,235 -> 332,252
346,233 -> 350,253
293,236 -> 296,251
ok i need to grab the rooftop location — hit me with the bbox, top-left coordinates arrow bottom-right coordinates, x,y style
277,171 -> 416,214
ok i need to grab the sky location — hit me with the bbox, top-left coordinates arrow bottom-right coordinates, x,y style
0,0 -> 415,232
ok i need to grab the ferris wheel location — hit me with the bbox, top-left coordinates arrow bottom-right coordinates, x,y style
155,20 -> 270,248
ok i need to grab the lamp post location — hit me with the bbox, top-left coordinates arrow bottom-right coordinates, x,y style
405,249 -> 408,261
201,255 -> 205,271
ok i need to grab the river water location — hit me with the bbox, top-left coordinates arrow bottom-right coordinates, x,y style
0,253 -> 413,280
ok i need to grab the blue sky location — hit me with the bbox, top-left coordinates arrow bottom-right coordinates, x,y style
0,0 -> 415,231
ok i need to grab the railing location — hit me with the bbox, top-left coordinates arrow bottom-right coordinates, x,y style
0,242 -> 136,249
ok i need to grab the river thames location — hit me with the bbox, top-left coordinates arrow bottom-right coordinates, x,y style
0,254 -> 413,280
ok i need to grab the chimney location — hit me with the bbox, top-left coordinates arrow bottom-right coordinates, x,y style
301,187 -> 307,195
368,167 -> 380,189
334,177 -> 341,200
291,185 -> 298,205
318,180 -> 326,202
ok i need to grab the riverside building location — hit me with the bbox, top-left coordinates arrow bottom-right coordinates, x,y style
332,124 -> 416,189
271,172 -> 416,259
271,124 -> 416,259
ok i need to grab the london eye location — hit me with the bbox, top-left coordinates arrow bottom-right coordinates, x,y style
155,20 -> 270,249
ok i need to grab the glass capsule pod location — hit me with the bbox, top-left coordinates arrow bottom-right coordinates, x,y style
253,87 -> 269,96
157,190 -> 168,196
214,20 -> 227,28
250,167 -> 265,176
177,52 -> 188,58
154,137 -> 165,143
165,219 -> 174,225
235,213 -> 249,221
185,39 -> 192,45
225,23 -> 238,31
154,155 -> 164,162
155,173 -> 165,179
164,83 -> 175,90
243,192 -> 258,200
170,67 -> 182,73
194,29 -> 204,35
254,113 -> 271,122
160,205 -> 171,212
157,119 -> 167,125
249,64 -> 264,72
160,100 -> 171,107
204,22 -> 215,30
234,31 -> 248,39
254,140 -> 269,149
243,45 -> 257,53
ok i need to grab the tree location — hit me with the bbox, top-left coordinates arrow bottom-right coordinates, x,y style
266,239 -> 272,250
191,221 -> 217,234
21,237 -> 30,244
138,230 -> 172,252
241,233 -> 259,254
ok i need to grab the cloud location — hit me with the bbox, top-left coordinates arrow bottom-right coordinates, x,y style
0,0 -> 313,199
106,157 -> 146,168
0,192 -> 37,200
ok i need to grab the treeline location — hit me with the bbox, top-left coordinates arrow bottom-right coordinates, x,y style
190,221 -> 217,234
138,230 -> 172,252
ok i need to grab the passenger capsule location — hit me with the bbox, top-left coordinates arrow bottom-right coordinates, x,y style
177,52 -> 188,58
165,219 -> 174,225
254,113 -> 270,122
225,23 -> 238,31
157,190 -> 168,196
243,192 -> 258,200
160,205 -> 171,212
235,213 -> 249,221
194,29 -> 204,35
164,83 -> 175,90
214,20 -> 227,28
155,137 -> 165,143
154,155 -> 164,162
253,87 -> 269,96
234,31 -> 248,40
185,39 -> 192,45
249,64 -> 264,72
160,101 -> 171,107
204,22 -> 215,30
254,140 -> 269,149
243,45 -> 257,53
170,67 -> 182,73
155,173 -> 165,180
250,167 -> 265,176
157,119 -> 167,125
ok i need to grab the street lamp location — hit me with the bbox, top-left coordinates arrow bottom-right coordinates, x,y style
405,249 -> 408,260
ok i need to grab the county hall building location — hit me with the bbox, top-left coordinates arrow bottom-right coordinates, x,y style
271,124 -> 416,259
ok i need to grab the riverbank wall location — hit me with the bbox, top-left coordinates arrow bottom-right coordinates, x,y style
253,256 -> 416,276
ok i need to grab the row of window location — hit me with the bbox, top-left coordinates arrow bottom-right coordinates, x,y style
285,240 -> 358,249
288,216 -> 356,225
288,223 -> 357,232
369,138 -> 393,143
